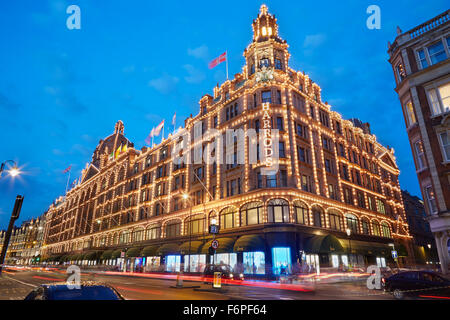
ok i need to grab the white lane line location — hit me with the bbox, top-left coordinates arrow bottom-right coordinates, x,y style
4,276 -> 37,288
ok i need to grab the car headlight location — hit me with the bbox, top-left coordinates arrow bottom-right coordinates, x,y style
229,273 -> 233,278
240,273 -> 244,278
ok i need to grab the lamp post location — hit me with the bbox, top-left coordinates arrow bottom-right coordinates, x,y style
182,193 -> 193,273
346,228 -> 352,271
0,160 -> 20,179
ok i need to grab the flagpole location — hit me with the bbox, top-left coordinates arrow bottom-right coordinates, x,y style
226,50 -> 229,80
65,170 -> 71,194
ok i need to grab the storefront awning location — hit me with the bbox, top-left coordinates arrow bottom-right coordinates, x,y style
233,235 -> 265,252
304,235 -> 344,254
157,243 -> 180,256
179,241 -> 204,255
340,239 -> 391,256
126,247 -> 142,258
141,245 -> 159,257
201,237 -> 236,254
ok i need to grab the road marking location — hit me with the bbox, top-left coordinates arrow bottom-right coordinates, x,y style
3,276 -> 37,288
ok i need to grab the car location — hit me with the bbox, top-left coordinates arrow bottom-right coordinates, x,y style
24,281 -> 125,300
202,264 -> 245,282
383,271 -> 450,300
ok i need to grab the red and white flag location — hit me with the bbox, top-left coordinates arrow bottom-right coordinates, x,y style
153,119 -> 165,136
209,52 -> 227,69
63,165 -> 72,173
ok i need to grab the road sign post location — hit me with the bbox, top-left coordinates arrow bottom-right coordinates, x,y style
0,195 -> 24,274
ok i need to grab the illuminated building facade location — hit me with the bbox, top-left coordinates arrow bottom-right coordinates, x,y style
43,5 -> 412,276
388,10 -> 450,273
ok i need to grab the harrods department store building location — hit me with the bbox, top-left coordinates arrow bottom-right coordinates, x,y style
42,5 -> 414,276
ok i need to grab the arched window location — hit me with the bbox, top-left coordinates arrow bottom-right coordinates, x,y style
372,221 -> 381,236
165,221 -> 181,238
146,225 -> 161,240
185,214 -> 205,234
267,199 -> 289,223
345,214 -> 359,234
293,200 -> 308,225
312,206 -> 323,227
132,228 -> 145,242
381,222 -> 391,238
240,202 -> 263,226
328,210 -> 342,231
361,218 -> 370,235
119,231 -> 130,244
220,207 -> 236,229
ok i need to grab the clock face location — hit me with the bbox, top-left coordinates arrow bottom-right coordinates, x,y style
255,66 -> 274,83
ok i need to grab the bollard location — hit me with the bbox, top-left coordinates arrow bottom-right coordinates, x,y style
176,271 -> 183,288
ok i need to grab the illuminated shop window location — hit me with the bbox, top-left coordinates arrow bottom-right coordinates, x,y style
166,255 -> 180,272
243,252 -> 265,274
272,247 -> 291,275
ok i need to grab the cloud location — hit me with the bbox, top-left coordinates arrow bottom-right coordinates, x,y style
148,74 -> 179,95
187,45 -> 209,60
303,34 -> 326,48
183,64 -> 206,84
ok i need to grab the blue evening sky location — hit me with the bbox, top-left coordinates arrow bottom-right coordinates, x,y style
0,0 -> 448,229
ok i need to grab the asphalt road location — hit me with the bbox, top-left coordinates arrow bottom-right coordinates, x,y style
0,268 -> 393,300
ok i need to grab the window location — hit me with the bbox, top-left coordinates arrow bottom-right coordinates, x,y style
293,201 -> 308,225
267,174 -> 277,188
414,140 -> 426,170
346,215 -> 358,234
166,221 -> 181,238
328,184 -> 337,200
280,170 -> 287,187
404,102 -> 417,127
240,202 -> 263,226
324,159 -> 332,173
376,199 -> 386,214
220,207 -> 235,229
279,142 -> 286,158
213,116 -> 218,128
362,219 -> 370,235
395,63 -> 406,82
262,90 -> 271,103
298,146 -> 309,163
425,185 -> 438,214
329,212 -> 342,230
275,58 -> 282,70
296,123 -> 308,139
267,199 -> 289,223
381,222 -> 391,238
312,207 -> 323,227
427,41 -> 447,65
343,187 -> 353,204
439,132 -> 450,161
186,215 -> 205,235
276,90 -> 282,104
259,58 -> 270,68
357,191 -> 365,208
254,119 -> 260,133
428,82 -> 450,115
372,221 -> 381,236
276,117 -> 284,131
417,49 -> 428,69
301,175 -> 312,192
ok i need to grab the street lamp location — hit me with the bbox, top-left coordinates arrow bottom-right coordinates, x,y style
345,228 -> 352,271
182,193 -> 193,273
427,243 -> 431,249
0,160 -> 21,179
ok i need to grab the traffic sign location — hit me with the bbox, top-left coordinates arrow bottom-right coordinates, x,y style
209,225 -> 219,234
121,251 -> 125,258
391,250 -> 398,259
211,240 -> 219,249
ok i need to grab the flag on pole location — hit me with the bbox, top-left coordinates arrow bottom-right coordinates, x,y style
153,120 -> 164,137
145,128 -> 155,145
115,144 -> 122,158
109,150 -> 114,160
172,112 -> 176,126
121,142 -> 128,153
209,52 -> 227,69
63,165 -> 71,173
